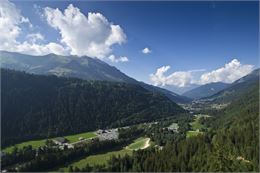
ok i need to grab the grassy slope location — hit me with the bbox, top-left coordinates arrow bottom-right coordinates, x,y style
54,137 -> 151,171
186,114 -> 209,138
127,137 -> 150,150
186,131 -> 202,138
2,131 -> 97,153
64,132 -> 97,143
56,149 -> 132,171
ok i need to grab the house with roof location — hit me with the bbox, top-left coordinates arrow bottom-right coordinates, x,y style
52,137 -> 67,145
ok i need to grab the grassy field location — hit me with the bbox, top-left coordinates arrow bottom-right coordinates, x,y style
190,117 -> 204,130
54,137 -> 151,171
127,137 -> 150,150
56,148 -> 132,171
3,139 -> 46,153
65,132 -> 97,143
186,130 -> 203,138
2,131 -> 97,153
186,114 -> 209,138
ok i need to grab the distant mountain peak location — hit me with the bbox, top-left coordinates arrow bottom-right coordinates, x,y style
198,69 -> 259,103
182,82 -> 230,100
0,51 -> 191,103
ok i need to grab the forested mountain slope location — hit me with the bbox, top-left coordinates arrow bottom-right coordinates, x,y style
200,68 -> 259,103
0,51 -> 191,103
0,51 -> 135,83
1,69 -> 185,147
182,82 -> 230,99
102,80 -> 259,172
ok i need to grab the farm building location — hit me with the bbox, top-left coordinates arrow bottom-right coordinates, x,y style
52,137 -> 67,145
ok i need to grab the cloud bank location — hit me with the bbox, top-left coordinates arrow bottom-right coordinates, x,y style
0,0 -> 70,56
0,0 -> 127,63
198,59 -> 253,84
44,4 -> 126,59
150,59 -> 254,87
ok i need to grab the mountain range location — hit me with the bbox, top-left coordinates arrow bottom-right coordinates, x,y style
0,51 -> 191,103
1,69 -> 185,147
1,51 -> 259,104
182,82 -> 230,100
199,68 -> 259,104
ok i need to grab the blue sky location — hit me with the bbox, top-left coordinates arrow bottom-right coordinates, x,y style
1,1 -> 259,92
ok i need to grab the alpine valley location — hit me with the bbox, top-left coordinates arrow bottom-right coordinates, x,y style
1,0 -> 260,172
1,51 -> 259,172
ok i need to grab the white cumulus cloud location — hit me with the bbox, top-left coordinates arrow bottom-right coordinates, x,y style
0,0 -> 30,50
198,59 -> 254,84
44,4 -> 126,59
150,59 -> 254,87
142,47 -> 151,54
0,0 -> 69,56
150,66 -> 194,87
108,54 -> 128,63
0,0 -> 127,63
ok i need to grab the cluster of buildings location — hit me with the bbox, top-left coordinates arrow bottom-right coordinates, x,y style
50,128 -> 119,149
96,128 -> 119,141
52,137 -> 74,149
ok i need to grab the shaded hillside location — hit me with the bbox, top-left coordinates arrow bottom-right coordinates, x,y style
1,69 -> 185,147
182,82 -> 229,99
98,78 -> 259,172
199,69 -> 259,103
140,82 -> 192,103
0,51 -> 190,103
0,51 -> 136,83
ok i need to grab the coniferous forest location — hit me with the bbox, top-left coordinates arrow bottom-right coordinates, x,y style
1,68 -> 259,172
1,69 -> 184,147
99,82 -> 259,172
0,1 -> 259,171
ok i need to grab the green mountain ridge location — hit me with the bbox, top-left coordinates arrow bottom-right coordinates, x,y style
199,68 -> 260,103
182,82 -> 230,99
97,75 -> 259,172
0,51 -> 191,103
1,69 -> 185,147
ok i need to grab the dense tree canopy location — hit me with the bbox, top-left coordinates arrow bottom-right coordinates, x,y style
81,82 -> 259,172
1,69 -> 185,147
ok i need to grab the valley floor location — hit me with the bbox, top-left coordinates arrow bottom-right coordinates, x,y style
54,137 -> 151,172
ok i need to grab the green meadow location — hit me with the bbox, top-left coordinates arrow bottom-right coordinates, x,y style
54,137 -> 151,171
2,131 -> 97,153
186,114 -> 210,138
56,148 -> 132,171
127,137 -> 150,150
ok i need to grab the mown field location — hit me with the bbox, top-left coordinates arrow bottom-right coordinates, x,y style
56,148 -> 132,172
186,130 -> 203,138
3,131 -> 97,153
54,137 -> 151,171
127,137 -> 150,150
186,114 -> 210,138
64,131 -> 97,143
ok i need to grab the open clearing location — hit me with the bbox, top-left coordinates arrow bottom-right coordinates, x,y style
126,137 -> 150,150
186,114 -> 210,138
186,130 -> 203,138
65,131 -> 97,143
3,131 -> 97,153
54,137 -> 150,171
56,148 -> 132,171
168,123 -> 179,130
3,139 -> 46,153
